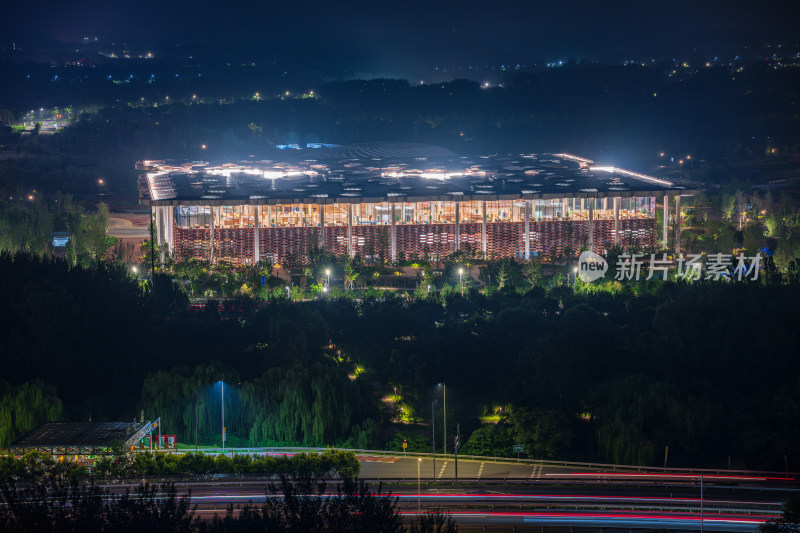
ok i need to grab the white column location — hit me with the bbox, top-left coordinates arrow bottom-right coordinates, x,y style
253,206 -> 260,264
209,206 -> 215,264
455,202 -> 460,252
588,199 -> 594,251
319,204 -> 325,249
674,195 -> 681,252
663,194 -> 669,249
524,200 -> 531,260
613,197 -> 620,246
166,206 -> 174,257
481,201 -> 487,255
155,206 -> 163,247
390,202 -> 397,262
155,206 -> 165,266
347,203 -> 354,257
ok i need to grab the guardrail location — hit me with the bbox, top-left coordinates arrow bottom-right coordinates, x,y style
164,446 -> 798,478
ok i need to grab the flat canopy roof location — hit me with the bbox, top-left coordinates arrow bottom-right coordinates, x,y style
12,422 -> 137,447
138,142 -> 693,206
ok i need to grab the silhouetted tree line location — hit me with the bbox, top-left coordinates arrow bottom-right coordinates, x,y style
1,252 -> 799,470
1,475 -> 450,532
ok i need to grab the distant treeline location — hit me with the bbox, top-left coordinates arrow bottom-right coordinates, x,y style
1,252 -> 798,470
2,62 -> 799,196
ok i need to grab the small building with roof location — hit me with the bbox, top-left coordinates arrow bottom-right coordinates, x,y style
10,419 -> 168,460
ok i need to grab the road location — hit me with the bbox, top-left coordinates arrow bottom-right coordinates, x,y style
162,478 -> 787,531
103,454 -> 796,531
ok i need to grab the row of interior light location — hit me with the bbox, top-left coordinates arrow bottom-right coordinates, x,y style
147,158 -> 672,188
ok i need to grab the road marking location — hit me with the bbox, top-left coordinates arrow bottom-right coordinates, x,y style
477,462 -> 485,479
356,456 -> 398,463
530,465 -> 542,479
437,461 -> 448,479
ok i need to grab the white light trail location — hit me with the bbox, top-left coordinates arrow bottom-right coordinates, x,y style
589,166 -> 673,186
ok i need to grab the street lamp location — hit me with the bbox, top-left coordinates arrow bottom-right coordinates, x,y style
438,382 -> 446,455
325,268 -> 331,288
195,398 -> 203,452
219,381 -> 225,453
431,399 -> 438,478
458,268 -> 464,296
285,285 -> 290,300
417,458 -> 422,512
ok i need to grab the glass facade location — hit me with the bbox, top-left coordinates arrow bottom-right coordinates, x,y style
175,197 -> 657,229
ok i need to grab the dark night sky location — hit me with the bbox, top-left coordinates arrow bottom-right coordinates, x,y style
3,0 -> 799,71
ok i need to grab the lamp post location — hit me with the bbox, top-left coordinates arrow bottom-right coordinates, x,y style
194,399 -> 202,452
325,268 -> 331,288
458,268 -> 464,296
438,382 -> 446,455
219,381 -> 225,453
454,422 -> 460,482
431,399 -> 437,479
417,458 -> 422,512
285,285 -> 290,300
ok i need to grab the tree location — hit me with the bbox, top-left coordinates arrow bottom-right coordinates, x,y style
0,381 -> 63,448
735,190 -> 748,230
460,424 -> 513,457
410,509 -> 459,533
721,194 -> 735,221
508,407 -> 573,459
759,494 -> 800,532
492,259 -> 513,289
84,203 -> 111,262
340,255 -> 357,291
204,476 -> 404,533
521,259 -> 543,287
0,480 -> 196,533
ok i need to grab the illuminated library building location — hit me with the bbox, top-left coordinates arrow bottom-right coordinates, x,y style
138,143 -> 688,265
